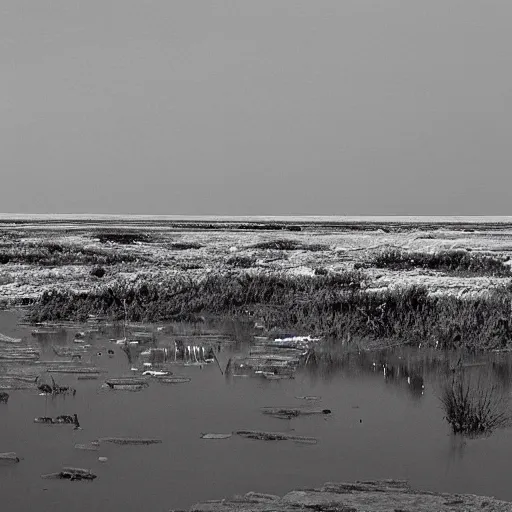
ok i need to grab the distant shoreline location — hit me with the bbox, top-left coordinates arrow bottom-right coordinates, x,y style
2,213 -> 512,224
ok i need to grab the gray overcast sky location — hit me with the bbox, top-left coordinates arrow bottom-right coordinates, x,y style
1,1 -> 511,215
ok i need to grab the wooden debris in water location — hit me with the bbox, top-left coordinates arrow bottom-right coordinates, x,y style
97,437 -> 162,445
176,334 -> 230,339
105,378 -> 149,387
200,433 -> 232,440
42,467 -> 97,481
263,374 -> 294,380
131,332 -> 154,340
52,346 -> 88,358
158,376 -> 191,384
0,347 -> 40,362
0,381 -> 34,391
0,332 -> 21,343
0,373 -> 38,383
261,407 -> 331,419
32,329 -> 60,336
0,452 -> 20,462
47,366 -> 103,374
34,414 -> 79,426
74,443 -> 100,451
235,430 -> 317,444
36,360 -> 87,366
105,384 -> 144,391
105,377 -> 148,390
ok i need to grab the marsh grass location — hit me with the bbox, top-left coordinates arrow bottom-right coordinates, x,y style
250,239 -> 328,251
27,272 -> 512,350
440,371 -> 511,436
0,241 -> 139,266
0,273 -> 14,286
168,242 -> 204,250
94,232 -> 153,244
368,249 -> 510,276
226,255 -> 256,268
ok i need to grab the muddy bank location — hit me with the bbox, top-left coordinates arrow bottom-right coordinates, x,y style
189,479 -> 512,512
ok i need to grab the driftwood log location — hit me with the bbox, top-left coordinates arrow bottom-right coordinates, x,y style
42,467 -> 96,481
97,437 -> 162,445
235,430 -> 317,444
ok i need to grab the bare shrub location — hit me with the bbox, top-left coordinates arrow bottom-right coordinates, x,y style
440,371 -> 511,436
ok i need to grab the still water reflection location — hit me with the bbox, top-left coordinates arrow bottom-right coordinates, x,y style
1,310 -> 512,511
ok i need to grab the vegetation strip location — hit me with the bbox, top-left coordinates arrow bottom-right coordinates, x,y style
27,272 -> 512,351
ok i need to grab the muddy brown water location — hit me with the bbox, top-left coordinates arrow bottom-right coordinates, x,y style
1,310 -> 512,511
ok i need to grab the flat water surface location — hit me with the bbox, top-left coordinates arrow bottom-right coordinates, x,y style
1,310 -> 512,511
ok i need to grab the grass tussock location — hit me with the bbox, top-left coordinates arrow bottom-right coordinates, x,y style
250,239 -> 328,251
0,273 -> 14,286
27,272 -> 512,350
226,255 -> 256,268
94,232 -> 153,245
0,241 -> 139,266
367,249 -> 510,276
440,372 -> 510,436
168,242 -> 204,250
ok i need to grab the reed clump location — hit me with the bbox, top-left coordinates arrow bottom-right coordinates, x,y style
440,371 -> 511,436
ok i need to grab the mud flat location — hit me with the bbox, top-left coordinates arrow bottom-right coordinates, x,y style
189,479 -> 512,512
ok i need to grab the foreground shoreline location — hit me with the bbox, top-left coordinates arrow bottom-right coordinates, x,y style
188,479 -> 512,512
